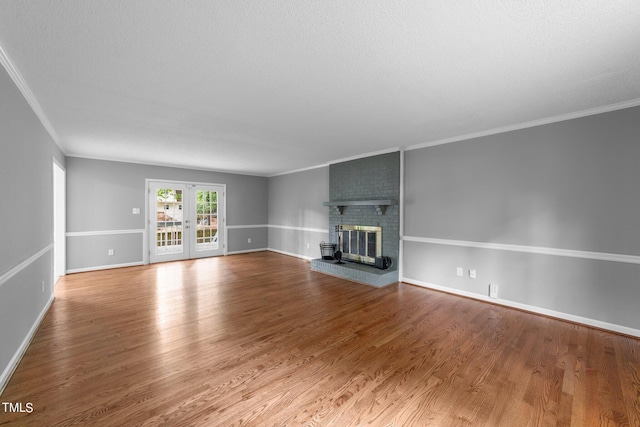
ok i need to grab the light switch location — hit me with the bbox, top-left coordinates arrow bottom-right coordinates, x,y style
132,208 -> 141,214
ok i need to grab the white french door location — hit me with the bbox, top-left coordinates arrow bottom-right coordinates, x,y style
148,181 -> 225,263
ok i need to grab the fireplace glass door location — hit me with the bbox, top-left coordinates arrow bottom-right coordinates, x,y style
339,225 -> 382,264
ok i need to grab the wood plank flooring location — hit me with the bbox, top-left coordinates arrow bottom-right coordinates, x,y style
1,252 -> 639,426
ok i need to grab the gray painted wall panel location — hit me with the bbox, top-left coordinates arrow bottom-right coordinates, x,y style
226,174 -> 269,227
403,241 -> 640,330
66,160 -> 146,232
228,227 -> 268,253
67,233 -> 144,271
67,158 -> 268,232
405,107 -> 640,255
1,64 -> 63,387
403,106 -> 640,332
268,167 -> 329,229
66,157 -> 268,269
0,251 -> 54,373
267,167 -> 329,258
268,228 -> 330,259
0,68 -> 65,273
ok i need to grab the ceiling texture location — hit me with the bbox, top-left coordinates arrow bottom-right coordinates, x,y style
1,1 -> 640,176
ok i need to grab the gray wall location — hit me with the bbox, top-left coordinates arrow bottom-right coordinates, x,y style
66,157 -> 268,271
268,166 -> 329,259
0,64 -> 65,389
403,106 -> 640,331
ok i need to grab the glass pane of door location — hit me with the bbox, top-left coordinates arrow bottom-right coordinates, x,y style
149,183 -> 190,263
189,184 -> 224,259
196,189 -> 218,251
157,188 -> 184,254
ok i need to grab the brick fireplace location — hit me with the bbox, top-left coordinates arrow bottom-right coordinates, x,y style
311,152 -> 400,287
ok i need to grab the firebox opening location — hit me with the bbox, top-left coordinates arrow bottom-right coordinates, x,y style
338,225 -> 382,265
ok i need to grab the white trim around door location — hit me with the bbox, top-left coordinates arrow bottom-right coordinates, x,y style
53,158 -> 66,284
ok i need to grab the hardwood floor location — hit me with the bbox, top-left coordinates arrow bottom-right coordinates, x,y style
1,252 -> 639,426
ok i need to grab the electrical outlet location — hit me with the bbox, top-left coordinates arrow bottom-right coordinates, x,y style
489,283 -> 499,299
456,267 -> 463,277
41,280 -> 45,293
132,208 -> 140,214
108,249 -> 114,256
247,238 -> 251,243
307,243 -> 310,249
469,269 -> 477,279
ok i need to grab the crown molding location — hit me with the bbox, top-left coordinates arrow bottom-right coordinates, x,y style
0,45 -> 66,155
270,147 -> 402,178
406,98 -> 640,152
326,146 -> 401,165
270,99 -> 640,177
268,162 -> 329,177
66,154 -> 269,177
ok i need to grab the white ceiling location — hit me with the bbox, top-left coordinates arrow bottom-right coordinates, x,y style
1,1 -> 640,176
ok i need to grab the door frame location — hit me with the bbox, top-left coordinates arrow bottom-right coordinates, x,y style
187,183 -> 226,259
144,178 -> 227,264
52,158 -> 66,286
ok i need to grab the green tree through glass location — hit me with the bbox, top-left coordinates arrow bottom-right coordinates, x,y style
197,191 -> 217,214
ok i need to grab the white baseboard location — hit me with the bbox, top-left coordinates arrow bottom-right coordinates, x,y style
267,248 -> 313,261
66,261 -> 144,274
402,277 -> 640,338
226,248 -> 268,255
0,294 -> 55,395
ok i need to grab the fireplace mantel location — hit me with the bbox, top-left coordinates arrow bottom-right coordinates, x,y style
323,199 -> 397,215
